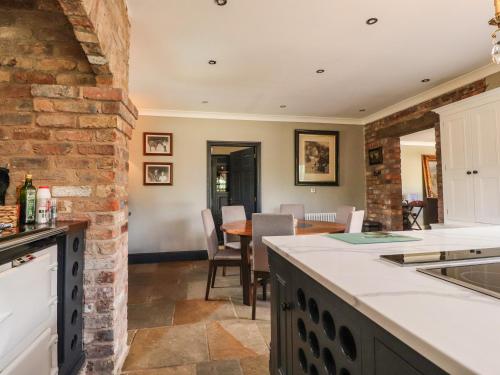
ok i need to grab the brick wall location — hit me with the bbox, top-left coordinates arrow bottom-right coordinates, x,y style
364,79 -> 490,230
0,1 -> 136,374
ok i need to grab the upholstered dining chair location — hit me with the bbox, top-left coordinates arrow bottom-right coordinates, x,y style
279,203 -> 305,220
335,205 -> 356,225
221,205 -> 246,250
221,205 -> 246,277
345,210 -> 365,233
201,209 -> 243,300
251,213 -> 295,320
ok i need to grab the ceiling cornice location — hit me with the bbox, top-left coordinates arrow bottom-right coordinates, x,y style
137,63 -> 500,126
138,109 -> 365,125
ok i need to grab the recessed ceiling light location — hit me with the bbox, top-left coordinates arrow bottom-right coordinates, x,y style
316,69 -> 325,74
421,78 -> 431,83
366,17 -> 378,25
208,60 -> 217,65
215,0 -> 227,5
280,105 -> 287,109
359,108 -> 366,112
202,100 -> 208,104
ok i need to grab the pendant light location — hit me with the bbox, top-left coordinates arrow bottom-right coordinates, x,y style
489,0 -> 500,63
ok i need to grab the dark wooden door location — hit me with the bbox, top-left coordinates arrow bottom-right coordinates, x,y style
229,148 -> 256,219
210,155 -> 230,243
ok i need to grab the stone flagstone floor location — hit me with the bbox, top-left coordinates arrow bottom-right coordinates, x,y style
122,261 -> 271,374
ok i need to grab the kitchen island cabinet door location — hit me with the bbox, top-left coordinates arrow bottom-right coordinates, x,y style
269,252 -> 294,375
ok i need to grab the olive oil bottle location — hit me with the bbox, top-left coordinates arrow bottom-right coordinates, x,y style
19,174 -> 36,225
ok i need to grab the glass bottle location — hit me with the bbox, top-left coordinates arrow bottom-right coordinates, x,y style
19,174 -> 36,225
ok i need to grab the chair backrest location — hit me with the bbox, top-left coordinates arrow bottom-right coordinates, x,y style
201,209 -> 218,260
345,210 -> 365,233
279,204 -> 305,220
221,205 -> 246,244
335,205 -> 356,225
252,213 -> 295,272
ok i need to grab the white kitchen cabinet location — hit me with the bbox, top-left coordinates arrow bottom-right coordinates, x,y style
435,88 -> 500,225
0,245 -> 58,374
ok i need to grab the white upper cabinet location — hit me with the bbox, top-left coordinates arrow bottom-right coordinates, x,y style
435,88 -> 500,225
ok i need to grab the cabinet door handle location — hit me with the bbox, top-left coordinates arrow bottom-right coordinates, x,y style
473,170 -> 478,174
466,171 -> 472,175
280,302 -> 293,311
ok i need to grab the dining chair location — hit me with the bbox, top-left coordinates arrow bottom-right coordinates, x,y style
279,203 -> 305,220
345,210 -> 365,233
221,205 -> 246,250
251,213 -> 295,320
221,205 -> 246,276
201,209 -> 243,300
335,205 -> 356,225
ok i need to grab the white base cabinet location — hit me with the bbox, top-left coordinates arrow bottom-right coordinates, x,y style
0,245 -> 58,375
435,88 -> 500,225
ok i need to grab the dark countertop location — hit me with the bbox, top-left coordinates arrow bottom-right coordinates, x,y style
0,221 -> 88,264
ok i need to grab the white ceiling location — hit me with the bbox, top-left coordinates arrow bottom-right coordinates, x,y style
400,128 -> 436,146
127,0 -> 495,121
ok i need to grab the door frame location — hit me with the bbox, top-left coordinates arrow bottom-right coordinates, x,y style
207,140 -> 262,214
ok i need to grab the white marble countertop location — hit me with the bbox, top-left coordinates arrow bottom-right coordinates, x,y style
263,226 -> 500,375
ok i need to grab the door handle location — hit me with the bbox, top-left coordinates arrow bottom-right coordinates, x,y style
466,171 -> 472,175
473,170 -> 478,174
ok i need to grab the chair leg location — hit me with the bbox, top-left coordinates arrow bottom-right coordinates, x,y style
262,278 -> 267,301
223,266 -> 226,276
205,261 -> 213,301
211,265 -> 218,288
239,264 -> 243,285
252,272 -> 258,320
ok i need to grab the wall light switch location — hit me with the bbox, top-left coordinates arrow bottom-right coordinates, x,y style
310,188 -> 316,193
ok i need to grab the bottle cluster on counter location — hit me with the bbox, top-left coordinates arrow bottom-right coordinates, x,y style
19,174 -> 57,225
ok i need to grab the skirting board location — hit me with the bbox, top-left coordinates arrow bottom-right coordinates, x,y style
128,250 -> 208,264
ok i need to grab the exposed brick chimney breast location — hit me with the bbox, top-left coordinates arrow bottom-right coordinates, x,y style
0,0 -> 136,373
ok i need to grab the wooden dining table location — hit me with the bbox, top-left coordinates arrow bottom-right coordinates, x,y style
220,219 -> 346,305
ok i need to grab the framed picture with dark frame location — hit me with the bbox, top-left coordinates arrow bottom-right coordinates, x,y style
143,132 -> 173,156
295,129 -> 339,186
143,162 -> 173,186
368,146 -> 383,165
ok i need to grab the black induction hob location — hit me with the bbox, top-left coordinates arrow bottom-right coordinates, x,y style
380,248 -> 500,266
418,262 -> 500,300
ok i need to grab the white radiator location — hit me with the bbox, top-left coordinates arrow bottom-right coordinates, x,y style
305,212 -> 336,222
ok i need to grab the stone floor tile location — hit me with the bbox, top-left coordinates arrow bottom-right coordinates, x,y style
173,299 -> 236,325
128,330 -> 138,345
128,300 -> 175,329
196,360 -> 243,375
231,297 -> 270,322
217,320 -> 268,356
239,355 -> 269,375
123,323 -> 209,371
206,320 -> 267,361
255,321 -> 271,348
122,364 -> 196,374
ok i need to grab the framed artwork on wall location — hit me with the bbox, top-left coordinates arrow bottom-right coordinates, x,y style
295,129 -> 339,186
143,132 -> 173,156
368,147 -> 383,165
143,162 -> 173,186
422,154 -> 438,198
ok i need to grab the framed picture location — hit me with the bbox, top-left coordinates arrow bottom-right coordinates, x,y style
143,162 -> 173,186
422,155 -> 438,198
368,147 -> 383,165
143,132 -> 173,156
295,129 -> 339,186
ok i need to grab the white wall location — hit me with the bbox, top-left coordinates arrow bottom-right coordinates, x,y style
128,116 -> 366,253
401,145 -> 436,226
